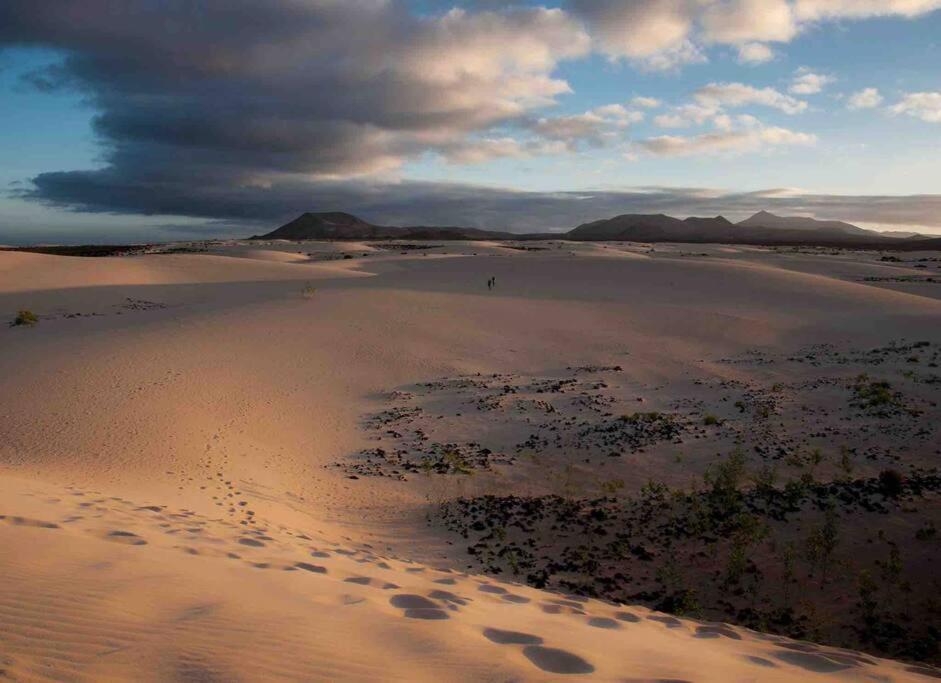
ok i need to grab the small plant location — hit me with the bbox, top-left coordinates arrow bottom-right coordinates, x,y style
851,374 -> 902,414
703,414 -> 720,426
838,446 -> 854,480
12,309 -> 38,326
598,477 -> 625,497
301,284 -> 317,299
805,504 -> 839,582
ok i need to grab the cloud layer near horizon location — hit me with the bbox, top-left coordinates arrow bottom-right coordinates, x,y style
2,1 -> 941,235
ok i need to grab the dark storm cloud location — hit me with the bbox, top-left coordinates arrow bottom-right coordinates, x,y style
1,0 -> 588,189
19,170 -> 941,233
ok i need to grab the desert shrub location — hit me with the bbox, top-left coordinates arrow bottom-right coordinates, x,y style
12,309 -> 38,326
704,449 -> 747,519
878,469 -> 904,498
703,414 -> 720,426
851,374 -> 901,414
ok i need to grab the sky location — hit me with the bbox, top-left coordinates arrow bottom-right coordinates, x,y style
1,0 -> 940,244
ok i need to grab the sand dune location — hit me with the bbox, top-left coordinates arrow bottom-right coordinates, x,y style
1,242 -> 939,681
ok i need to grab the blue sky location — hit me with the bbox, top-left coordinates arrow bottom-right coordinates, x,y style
1,1 -> 940,243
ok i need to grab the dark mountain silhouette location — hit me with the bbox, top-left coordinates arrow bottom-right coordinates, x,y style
568,214 -> 736,242
737,210 -> 871,236
251,210 -> 941,251
251,212 -> 512,241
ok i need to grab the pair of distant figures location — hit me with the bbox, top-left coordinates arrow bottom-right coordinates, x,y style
487,276 -> 496,290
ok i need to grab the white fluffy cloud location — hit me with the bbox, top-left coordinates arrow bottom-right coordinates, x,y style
847,88 -> 884,109
700,0 -> 797,44
638,123 -> 817,157
694,82 -> 808,114
566,0 -> 941,70
737,43 -> 775,64
632,96 -> 662,108
890,92 -> 941,122
789,68 -> 834,95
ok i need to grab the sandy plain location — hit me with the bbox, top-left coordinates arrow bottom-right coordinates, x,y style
1,239 -> 939,682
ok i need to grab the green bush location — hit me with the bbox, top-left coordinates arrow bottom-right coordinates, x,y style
12,309 -> 38,326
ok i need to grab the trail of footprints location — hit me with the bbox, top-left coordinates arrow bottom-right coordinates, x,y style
6,486 -> 938,679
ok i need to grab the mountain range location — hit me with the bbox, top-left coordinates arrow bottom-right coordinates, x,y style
251,211 -> 941,250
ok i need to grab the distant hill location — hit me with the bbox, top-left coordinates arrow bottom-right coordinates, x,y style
737,210 -> 871,236
252,212 -> 392,240
251,210 -> 941,251
251,212 -> 511,241
569,210 -> 928,246
569,214 -> 736,242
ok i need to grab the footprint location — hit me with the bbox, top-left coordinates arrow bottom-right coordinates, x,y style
695,625 -> 741,640
616,611 -> 641,623
294,562 -> 327,574
5,516 -> 59,529
238,537 -> 265,547
106,530 -> 147,545
390,595 -> 438,609
344,576 -> 373,586
744,656 -> 777,668
647,615 -> 682,628
482,628 -> 542,645
389,594 -> 449,620
428,590 -> 468,606
402,608 -> 449,620
522,646 -> 594,675
478,584 -> 507,595
587,617 -> 620,630
501,593 -> 530,604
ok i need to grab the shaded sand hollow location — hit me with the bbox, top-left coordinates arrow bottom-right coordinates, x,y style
1,241 -> 940,681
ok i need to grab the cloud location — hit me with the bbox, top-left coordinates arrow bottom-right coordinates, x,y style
654,103 -> 721,128
847,87 -> 884,110
4,0 -> 941,231
527,103 -> 644,150
0,1 -> 589,183
565,0 -> 941,71
637,123 -> 816,157
890,92 -> 941,123
441,137 -> 564,164
700,0 -> 797,44
632,96 -> 662,108
567,0 -> 697,60
14,175 -> 941,238
793,0 -> 941,20
736,43 -> 775,64
694,82 -> 808,114
789,68 -> 834,95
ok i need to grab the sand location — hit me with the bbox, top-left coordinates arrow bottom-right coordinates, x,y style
1,240 -> 939,681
